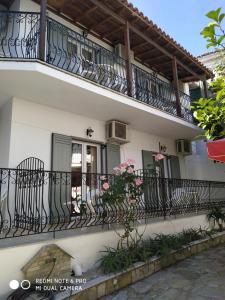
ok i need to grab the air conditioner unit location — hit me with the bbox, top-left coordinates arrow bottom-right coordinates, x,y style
114,44 -> 124,58
106,120 -> 129,144
114,43 -> 134,60
176,139 -> 192,155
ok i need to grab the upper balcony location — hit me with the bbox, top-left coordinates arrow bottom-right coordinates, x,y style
0,1 -> 213,129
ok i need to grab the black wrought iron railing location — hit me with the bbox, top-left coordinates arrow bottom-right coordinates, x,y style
0,168 -> 225,239
0,11 -> 194,122
0,11 -> 40,59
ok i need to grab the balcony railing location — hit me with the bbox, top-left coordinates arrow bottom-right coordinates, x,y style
0,168 -> 225,240
0,11 -> 194,123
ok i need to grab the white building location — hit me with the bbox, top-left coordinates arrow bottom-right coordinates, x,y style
0,0 -> 225,298
189,50 -> 225,100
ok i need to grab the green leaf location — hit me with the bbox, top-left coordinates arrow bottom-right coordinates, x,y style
217,36 -> 225,45
207,43 -> 216,48
206,8 -> 222,22
219,13 -> 225,23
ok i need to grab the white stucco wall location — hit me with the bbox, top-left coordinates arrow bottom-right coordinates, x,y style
121,129 -> 177,170
3,97 -> 225,181
181,140 -> 225,181
0,214 -> 208,299
8,98 -> 106,169
7,97 -> 180,172
0,100 -> 13,168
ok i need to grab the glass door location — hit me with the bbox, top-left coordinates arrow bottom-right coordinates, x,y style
71,141 -> 100,215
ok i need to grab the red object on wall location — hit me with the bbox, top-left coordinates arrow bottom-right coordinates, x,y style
207,139 -> 225,163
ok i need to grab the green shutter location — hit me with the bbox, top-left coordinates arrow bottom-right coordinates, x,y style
50,133 -> 72,223
106,143 -> 120,173
170,156 -> 181,179
190,87 -> 202,101
142,150 -> 154,169
142,150 -> 157,176
52,133 -> 72,172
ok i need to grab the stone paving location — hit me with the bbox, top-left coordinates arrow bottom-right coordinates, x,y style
101,244 -> 225,300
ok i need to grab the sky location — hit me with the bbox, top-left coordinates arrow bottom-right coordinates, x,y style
129,0 -> 225,57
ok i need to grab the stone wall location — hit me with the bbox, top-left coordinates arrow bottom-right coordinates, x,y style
22,244 -> 72,283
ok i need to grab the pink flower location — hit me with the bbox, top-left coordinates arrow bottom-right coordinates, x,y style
119,162 -> 129,168
113,166 -> 121,174
155,153 -> 165,161
100,176 -> 106,181
102,182 -> 110,190
129,198 -> 136,204
134,178 -> 143,186
127,167 -> 134,174
126,159 -> 135,165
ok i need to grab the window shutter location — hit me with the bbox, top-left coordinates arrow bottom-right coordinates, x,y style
142,150 -> 157,176
170,156 -> 181,179
52,133 -> 72,172
190,87 -> 202,101
50,133 -> 72,223
106,143 -> 120,174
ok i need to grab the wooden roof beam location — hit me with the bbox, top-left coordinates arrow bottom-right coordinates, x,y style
141,52 -> 165,61
91,17 -> 112,31
88,0 -> 206,79
88,0 -> 126,25
57,0 -> 69,13
182,75 -> 200,82
76,6 -> 98,23
131,26 -> 204,79
132,41 -> 148,51
104,26 -> 123,38
135,48 -> 157,57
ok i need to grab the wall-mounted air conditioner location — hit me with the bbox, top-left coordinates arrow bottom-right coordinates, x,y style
114,43 -> 134,60
176,139 -> 192,155
114,44 -> 124,58
106,120 -> 129,144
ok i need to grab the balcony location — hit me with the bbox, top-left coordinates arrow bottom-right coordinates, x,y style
0,166 -> 225,240
0,11 -> 194,123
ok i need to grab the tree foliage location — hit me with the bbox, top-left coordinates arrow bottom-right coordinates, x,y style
192,8 -> 225,140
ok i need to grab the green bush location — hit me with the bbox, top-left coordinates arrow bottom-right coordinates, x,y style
99,227 -> 216,274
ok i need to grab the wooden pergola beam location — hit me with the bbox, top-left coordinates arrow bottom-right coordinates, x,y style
135,48 -> 157,57
124,21 -> 133,97
88,0 -> 126,25
132,41 -> 149,51
131,26 -> 202,79
57,0 -> 68,13
172,57 -> 181,117
142,52 -> 166,62
105,26 -> 123,38
88,0 -> 205,80
182,76 -> 199,82
203,77 -> 209,98
76,6 -> 98,23
39,0 -> 47,61
91,17 -> 112,31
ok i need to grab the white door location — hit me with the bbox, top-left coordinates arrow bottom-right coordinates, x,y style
71,141 -> 100,213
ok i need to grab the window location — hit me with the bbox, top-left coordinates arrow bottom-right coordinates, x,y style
67,38 -> 78,57
82,48 -> 93,61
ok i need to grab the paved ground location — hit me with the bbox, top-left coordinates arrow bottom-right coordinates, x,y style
101,244 -> 225,300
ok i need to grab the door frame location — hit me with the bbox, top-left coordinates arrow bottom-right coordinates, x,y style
72,140 -> 101,174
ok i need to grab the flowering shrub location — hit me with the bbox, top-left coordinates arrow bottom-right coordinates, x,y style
100,159 -> 144,206
99,159 -> 145,249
